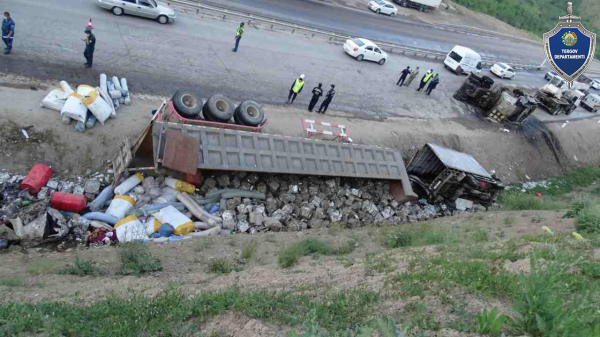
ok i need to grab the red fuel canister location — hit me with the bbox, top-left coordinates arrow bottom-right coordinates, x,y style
20,164 -> 53,195
50,192 -> 88,213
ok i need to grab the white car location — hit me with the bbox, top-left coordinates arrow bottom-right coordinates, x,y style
490,62 -> 515,79
591,79 -> 600,90
343,38 -> 388,65
368,0 -> 398,16
97,0 -> 176,24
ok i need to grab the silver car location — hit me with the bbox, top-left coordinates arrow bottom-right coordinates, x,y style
97,0 -> 176,24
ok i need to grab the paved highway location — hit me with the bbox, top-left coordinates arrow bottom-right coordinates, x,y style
195,0 -> 545,63
0,0 -> 554,121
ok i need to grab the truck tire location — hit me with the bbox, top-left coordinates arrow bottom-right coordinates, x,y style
400,0 -> 408,7
203,94 -> 235,123
235,100 -> 265,126
172,90 -> 202,119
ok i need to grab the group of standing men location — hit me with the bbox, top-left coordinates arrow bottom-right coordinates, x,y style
397,66 -> 440,95
286,75 -> 336,114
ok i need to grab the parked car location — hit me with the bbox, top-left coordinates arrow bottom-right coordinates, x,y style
96,0 -> 176,24
443,45 -> 482,75
581,93 -> 600,113
591,79 -> 600,90
343,38 -> 388,65
368,0 -> 398,16
544,71 -> 557,81
490,62 -> 515,79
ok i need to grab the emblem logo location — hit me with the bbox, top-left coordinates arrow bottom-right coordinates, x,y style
543,2 -> 596,88
562,31 -> 577,46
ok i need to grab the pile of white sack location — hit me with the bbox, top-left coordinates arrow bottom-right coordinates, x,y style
40,74 -> 131,132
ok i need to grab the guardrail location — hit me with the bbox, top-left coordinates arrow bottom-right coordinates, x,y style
167,0 -> 543,71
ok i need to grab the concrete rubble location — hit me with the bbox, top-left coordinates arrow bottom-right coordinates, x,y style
0,166 -> 489,251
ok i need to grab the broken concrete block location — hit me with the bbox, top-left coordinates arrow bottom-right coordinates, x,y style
256,182 -> 267,194
37,187 -> 49,200
455,198 -> 474,211
287,218 -> 307,232
281,193 -> 296,204
217,174 -> 231,187
325,179 -> 336,189
84,180 -> 101,195
222,210 -> 236,230
73,185 -> 85,195
329,210 -> 342,223
246,173 -> 259,184
264,217 -> 282,232
240,181 -> 252,190
266,198 -> 278,213
46,180 -> 59,189
288,185 -> 299,194
308,186 -> 319,196
311,196 -> 322,208
226,199 -> 237,211
300,205 -> 314,220
268,180 -> 280,193
231,176 -> 241,188
238,219 -> 250,233
249,211 -> 264,226
381,206 -> 393,219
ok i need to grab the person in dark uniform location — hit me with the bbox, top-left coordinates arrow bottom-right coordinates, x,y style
2,12 -> 15,54
426,74 -> 440,95
232,22 -> 244,52
83,28 -> 96,68
308,83 -> 323,112
316,84 -> 335,114
396,66 -> 410,86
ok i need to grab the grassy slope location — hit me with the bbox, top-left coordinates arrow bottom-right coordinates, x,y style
452,0 -> 600,59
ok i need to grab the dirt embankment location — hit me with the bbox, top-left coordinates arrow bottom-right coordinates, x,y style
1,76 -> 599,183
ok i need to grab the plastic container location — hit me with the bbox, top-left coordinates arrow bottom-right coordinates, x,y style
114,215 -> 147,242
20,164 -> 53,195
105,195 -> 135,219
114,173 -> 144,195
99,74 -> 108,94
120,78 -> 131,105
89,185 -> 114,211
153,205 -> 194,236
82,88 -> 112,124
165,177 -> 195,194
50,192 -> 87,212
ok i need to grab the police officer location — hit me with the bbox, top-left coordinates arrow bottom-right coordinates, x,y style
397,66 -> 410,86
2,12 -> 15,55
316,84 -> 335,114
83,28 -> 96,68
232,22 -> 244,52
308,83 -> 323,112
417,69 -> 433,91
426,74 -> 440,95
287,74 -> 305,104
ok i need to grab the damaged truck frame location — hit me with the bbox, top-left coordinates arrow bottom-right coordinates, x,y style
114,101 -> 503,209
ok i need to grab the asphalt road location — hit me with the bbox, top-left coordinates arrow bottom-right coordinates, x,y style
196,0 -> 545,63
0,0 -> 554,120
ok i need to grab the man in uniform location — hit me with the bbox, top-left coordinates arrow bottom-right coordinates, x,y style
232,22 -> 244,52
405,66 -> 420,87
308,83 -> 323,112
316,84 -> 335,114
2,12 -> 15,54
417,69 -> 433,91
83,28 -> 96,68
426,74 -> 440,95
396,66 -> 410,86
287,74 -> 305,104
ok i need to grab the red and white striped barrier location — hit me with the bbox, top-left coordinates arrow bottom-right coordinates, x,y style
301,119 -> 351,142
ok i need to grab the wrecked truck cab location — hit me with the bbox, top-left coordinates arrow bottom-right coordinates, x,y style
406,144 -> 503,206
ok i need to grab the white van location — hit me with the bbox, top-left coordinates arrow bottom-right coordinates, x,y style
582,93 -> 600,113
444,45 -> 482,75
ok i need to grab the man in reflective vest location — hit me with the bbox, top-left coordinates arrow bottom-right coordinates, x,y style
417,69 -> 433,91
2,12 -> 15,55
287,74 -> 305,104
232,22 -> 244,52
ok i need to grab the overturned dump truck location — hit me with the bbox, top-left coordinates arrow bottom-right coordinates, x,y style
407,144 -> 504,206
454,73 -> 539,125
114,102 -> 418,203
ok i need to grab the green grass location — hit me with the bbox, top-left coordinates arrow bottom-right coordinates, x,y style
382,223 -> 459,248
498,191 -> 567,211
364,253 -> 395,276
576,205 -> 600,233
117,242 -> 162,276
207,258 -> 241,275
59,258 -> 102,276
0,277 -> 23,287
241,240 -> 257,260
0,286 -> 379,336
527,166 -> 600,196
278,239 -> 356,269
503,217 -> 515,226
29,261 -> 60,275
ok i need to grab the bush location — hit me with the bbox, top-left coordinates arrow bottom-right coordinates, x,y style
382,224 -> 457,248
477,307 -> 507,336
59,258 -> 101,276
241,240 -> 257,260
207,258 -> 238,275
117,242 -> 162,276
278,239 -> 356,269
565,194 -> 593,218
576,205 -> 600,233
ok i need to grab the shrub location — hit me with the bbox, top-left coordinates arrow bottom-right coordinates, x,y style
117,242 -> 162,276
575,205 -> 600,233
498,191 -> 566,211
477,307 -> 507,336
278,239 -> 356,269
241,240 -> 257,260
207,258 -> 239,275
59,258 -> 101,276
